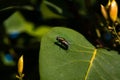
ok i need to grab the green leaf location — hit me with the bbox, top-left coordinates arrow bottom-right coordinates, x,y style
43,0 -> 74,17
41,1 -> 64,19
4,11 -> 51,37
4,11 -> 27,33
39,27 -> 120,80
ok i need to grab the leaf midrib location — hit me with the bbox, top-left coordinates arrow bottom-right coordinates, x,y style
84,49 -> 97,80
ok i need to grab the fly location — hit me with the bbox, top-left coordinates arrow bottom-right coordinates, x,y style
55,36 -> 69,50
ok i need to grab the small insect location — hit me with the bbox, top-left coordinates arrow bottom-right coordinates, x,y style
55,36 -> 69,50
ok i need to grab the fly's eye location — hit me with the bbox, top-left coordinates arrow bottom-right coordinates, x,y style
55,36 -> 69,50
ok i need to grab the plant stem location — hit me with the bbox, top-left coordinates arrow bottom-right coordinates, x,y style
113,25 -> 120,44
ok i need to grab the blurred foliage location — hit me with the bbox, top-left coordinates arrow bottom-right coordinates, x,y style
0,0 -> 120,80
